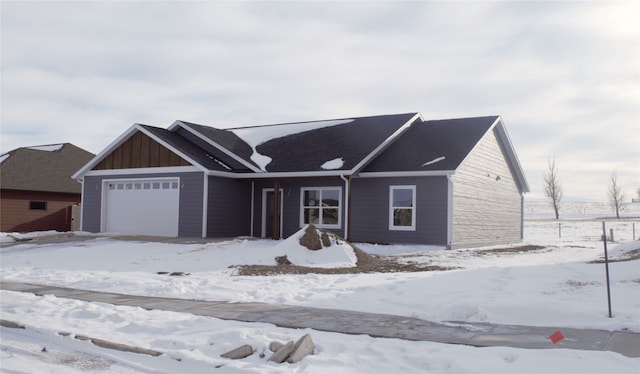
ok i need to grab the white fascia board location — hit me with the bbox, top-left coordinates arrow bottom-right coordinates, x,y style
493,117 -> 530,193
206,169 -> 454,179
356,170 -> 454,178
84,166 -> 201,177
72,123 -> 208,179
72,124 -> 140,180
173,121 -> 262,173
350,113 -> 422,174
135,125 -> 208,173
451,117 -> 500,174
207,169 -> 351,179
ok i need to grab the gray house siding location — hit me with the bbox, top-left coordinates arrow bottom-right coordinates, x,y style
207,176 -> 252,237
349,176 -> 449,245
80,171 -> 204,237
80,175 -> 103,233
252,179 -> 346,239
450,128 -> 523,248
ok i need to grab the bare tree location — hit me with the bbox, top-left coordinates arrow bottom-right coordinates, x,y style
543,158 -> 562,219
608,172 -> 625,218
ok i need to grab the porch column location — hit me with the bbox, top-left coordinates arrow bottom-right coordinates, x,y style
272,180 -> 280,240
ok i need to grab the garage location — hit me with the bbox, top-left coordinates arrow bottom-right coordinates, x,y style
102,178 -> 180,237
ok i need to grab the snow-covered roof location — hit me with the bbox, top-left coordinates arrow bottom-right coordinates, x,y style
73,113 -> 529,193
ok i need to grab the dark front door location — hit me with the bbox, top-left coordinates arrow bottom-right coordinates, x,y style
263,189 -> 282,238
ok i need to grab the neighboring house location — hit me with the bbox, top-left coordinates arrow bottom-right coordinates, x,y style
72,113 -> 529,248
1,143 -> 95,232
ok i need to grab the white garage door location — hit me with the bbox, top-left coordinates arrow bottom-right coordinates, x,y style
103,178 -> 180,237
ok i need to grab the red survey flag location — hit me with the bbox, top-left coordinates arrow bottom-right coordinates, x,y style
549,330 -> 565,344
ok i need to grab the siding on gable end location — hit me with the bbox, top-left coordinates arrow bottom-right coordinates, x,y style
93,131 -> 190,170
80,172 -> 204,237
450,128 -> 523,248
207,177 -> 252,237
349,176 -> 448,245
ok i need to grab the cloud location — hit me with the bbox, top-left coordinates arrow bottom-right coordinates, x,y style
1,1 -> 638,201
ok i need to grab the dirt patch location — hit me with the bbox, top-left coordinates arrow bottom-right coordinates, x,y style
235,246 -> 453,276
590,248 -> 640,263
475,245 -> 546,255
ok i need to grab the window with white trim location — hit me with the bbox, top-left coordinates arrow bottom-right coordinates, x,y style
300,187 -> 342,228
389,185 -> 416,230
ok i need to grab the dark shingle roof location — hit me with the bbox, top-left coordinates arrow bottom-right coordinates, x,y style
253,113 -> 419,172
362,116 -> 499,172
182,113 -> 420,172
172,121 -> 255,171
139,125 -> 235,172
0,143 -> 95,193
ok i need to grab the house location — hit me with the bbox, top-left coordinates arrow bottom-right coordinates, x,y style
72,113 -> 529,248
1,143 -> 95,232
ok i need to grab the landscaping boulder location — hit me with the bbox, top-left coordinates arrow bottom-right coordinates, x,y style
299,224 -> 322,250
287,333 -> 315,363
221,344 -> 254,359
268,340 -> 295,363
269,341 -> 284,352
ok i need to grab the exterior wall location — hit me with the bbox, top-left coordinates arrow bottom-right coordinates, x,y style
81,171 -> 204,237
93,131 -> 190,170
0,189 -> 80,232
252,179 -> 346,239
207,177 -> 252,237
450,128 -> 523,248
349,176 -> 449,245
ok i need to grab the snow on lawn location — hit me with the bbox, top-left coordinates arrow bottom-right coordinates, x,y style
1,219 -> 639,373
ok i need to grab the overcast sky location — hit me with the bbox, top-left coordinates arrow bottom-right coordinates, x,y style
1,1 -> 638,201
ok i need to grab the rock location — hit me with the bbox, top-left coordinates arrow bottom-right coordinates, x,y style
269,341 -> 284,352
0,320 -> 25,329
287,334 -> 315,363
321,232 -> 331,247
275,255 -> 292,265
221,344 -> 254,359
268,340 -> 295,363
299,224 -> 322,250
75,335 -> 162,356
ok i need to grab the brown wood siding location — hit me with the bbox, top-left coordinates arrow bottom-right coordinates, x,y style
93,131 -> 190,170
450,128 -> 523,248
0,189 -> 81,232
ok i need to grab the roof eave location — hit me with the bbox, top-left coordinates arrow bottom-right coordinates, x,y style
71,124 -> 209,180
493,117 -> 530,193
172,121 -> 262,173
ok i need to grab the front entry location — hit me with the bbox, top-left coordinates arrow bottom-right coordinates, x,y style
261,188 -> 283,238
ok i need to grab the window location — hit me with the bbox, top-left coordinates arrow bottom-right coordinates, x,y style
300,187 -> 341,228
29,201 -> 47,211
389,186 -> 416,230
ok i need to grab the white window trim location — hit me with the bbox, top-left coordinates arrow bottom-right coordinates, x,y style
389,185 -> 416,231
299,187 -> 342,229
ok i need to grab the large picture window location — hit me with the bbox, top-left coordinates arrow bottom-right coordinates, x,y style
300,187 -> 341,228
389,185 -> 416,231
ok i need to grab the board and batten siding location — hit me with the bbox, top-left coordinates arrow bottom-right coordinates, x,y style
207,176 -> 252,237
450,127 -> 523,248
80,171 -> 204,237
349,176 -> 449,245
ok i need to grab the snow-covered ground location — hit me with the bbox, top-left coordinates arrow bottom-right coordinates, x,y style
1,220 -> 639,373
